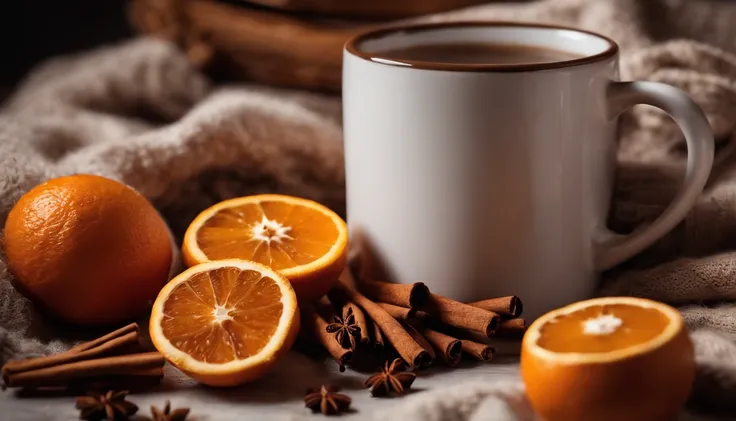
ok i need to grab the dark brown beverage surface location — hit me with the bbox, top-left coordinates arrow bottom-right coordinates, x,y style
374,42 -> 582,65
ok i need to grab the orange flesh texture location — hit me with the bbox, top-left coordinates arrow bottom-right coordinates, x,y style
195,201 -> 340,270
161,267 -> 284,364
537,304 -> 671,353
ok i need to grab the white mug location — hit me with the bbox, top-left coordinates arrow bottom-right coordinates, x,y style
342,22 -> 714,321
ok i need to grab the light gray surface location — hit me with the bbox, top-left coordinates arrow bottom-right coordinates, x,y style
0,353 -> 522,421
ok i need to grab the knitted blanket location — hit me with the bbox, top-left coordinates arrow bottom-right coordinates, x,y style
2,0 -> 736,419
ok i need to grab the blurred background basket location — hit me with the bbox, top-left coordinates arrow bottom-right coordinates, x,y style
128,0 -> 494,92
237,0 -> 490,19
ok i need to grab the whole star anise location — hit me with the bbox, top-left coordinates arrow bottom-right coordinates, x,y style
147,401 -> 190,421
304,385 -> 352,415
75,390 -> 139,420
365,358 -> 416,397
326,307 -> 361,350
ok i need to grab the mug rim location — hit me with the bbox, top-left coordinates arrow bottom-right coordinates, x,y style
344,21 -> 619,72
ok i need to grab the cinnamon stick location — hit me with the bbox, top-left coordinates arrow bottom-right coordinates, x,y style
328,286 -> 370,346
302,304 -> 353,372
378,303 -> 416,321
66,323 -> 140,354
3,353 -> 164,389
468,297 -> 523,318
335,281 -> 430,369
371,321 -> 384,350
495,318 -> 526,338
419,328 -> 462,367
424,294 -> 500,337
461,340 -> 495,362
2,329 -> 141,377
403,323 -> 435,368
359,280 -> 430,309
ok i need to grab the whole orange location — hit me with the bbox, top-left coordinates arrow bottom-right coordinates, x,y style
3,174 -> 173,326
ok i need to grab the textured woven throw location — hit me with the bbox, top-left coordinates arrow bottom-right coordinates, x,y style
3,0 -> 736,419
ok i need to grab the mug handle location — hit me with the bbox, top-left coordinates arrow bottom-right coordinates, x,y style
595,81 -> 715,271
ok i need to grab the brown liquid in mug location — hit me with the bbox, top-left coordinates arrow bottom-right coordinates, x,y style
374,42 -> 583,65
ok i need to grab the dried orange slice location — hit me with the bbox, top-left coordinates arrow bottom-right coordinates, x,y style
182,194 -> 348,302
521,297 -> 695,421
149,259 -> 299,387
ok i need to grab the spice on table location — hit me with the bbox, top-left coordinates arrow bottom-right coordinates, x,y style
2,323 -> 140,376
334,282 -> 430,369
148,400 -> 190,421
495,318 -> 527,338
328,282 -> 371,346
468,296 -> 523,318
2,323 -> 165,391
460,340 -> 496,362
358,280 -> 430,309
418,327 -> 462,367
424,294 -> 501,337
304,385 -> 352,415
403,323 -> 435,368
326,307 -> 361,350
371,321 -> 384,350
75,390 -> 139,420
365,358 -> 416,397
377,303 -> 418,322
302,304 -> 353,372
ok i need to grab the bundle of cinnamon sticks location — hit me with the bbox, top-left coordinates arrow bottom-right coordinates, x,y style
302,268 -> 526,371
2,323 -> 165,392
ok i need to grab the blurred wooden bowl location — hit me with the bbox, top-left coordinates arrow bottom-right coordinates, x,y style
236,0 -> 492,19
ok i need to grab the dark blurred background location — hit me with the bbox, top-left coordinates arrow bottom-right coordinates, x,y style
0,1 -> 132,99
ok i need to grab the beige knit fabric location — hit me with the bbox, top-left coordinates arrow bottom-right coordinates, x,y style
2,0 -> 736,418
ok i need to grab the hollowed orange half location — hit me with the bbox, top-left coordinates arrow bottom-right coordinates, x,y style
521,296 -> 695,421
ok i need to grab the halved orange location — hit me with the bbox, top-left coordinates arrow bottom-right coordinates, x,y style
149,259 -> 299,387
182,194 -> 348,302
521,297 -> 695,421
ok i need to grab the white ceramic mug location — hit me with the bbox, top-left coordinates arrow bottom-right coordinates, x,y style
342,22 -> 714,321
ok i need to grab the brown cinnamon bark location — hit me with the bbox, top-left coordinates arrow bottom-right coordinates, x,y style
377,303 -> 415,321
335,281 -> 430,369
3,353 -> 165,388
359,280 -> 430,308
371,321 -> 384,350
468,297 -> 523,318
302,304 -> 353,372
68,323 -> 140,354
419,328 -> 462,367
495,318 -> 526,338
403,323 -> 435,368
460,340 -> 495,361
424,294 -> 500,337
2,329 -> 141,377
328,286 -> 370,346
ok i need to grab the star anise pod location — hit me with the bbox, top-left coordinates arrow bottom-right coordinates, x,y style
365,358 -> 416,397
304,385 -> 352,415
147,400 -> 190,421
75,390 -> 139,420
325,307 -> 361,350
